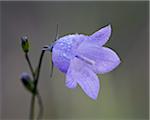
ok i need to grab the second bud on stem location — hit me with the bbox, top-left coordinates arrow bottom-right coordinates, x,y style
20,72 -> 36,94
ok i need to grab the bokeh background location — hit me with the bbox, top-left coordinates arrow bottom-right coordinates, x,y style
1,1 -> 149,120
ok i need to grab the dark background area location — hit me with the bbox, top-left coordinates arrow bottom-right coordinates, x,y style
1,1 -> 149,120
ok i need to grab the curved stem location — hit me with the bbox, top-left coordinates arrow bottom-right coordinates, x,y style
25,53 -> 36,120
37,91 -> 44,120
25,53 -> 35,77
34,50 -> 45,91
29,49 -> 45,120
25,49 -> 45,120
29,90 -> 43,120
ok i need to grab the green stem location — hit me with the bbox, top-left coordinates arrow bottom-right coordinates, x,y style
25,53 -> 35,77
29,90 -> 43,120
50,60 -> 54,79
25,50 -> 45,120
31,50 -> 45,120
37,91 -> 44,120
34,50 -> 45,91
30,94 -> 35,120
25,53 -> 36,120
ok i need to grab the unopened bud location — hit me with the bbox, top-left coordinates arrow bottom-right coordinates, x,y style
21,36 -> 29,53
20,72 -> 34,94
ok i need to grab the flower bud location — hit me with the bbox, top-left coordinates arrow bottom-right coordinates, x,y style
20,72 -> 34,93
21,36 -> 29,53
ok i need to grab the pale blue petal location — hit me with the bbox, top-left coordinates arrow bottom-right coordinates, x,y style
77,42 -> 121,74
66,58 -> 100,100
52,34 -> 86,73
90,24 -> 111,46
52,48 -> 70,73
66,67 -> 77,89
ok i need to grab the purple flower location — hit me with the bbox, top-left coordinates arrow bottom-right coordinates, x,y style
52,25 -> 121,100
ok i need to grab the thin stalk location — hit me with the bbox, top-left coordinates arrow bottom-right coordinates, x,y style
25,50 -> 45,120
29,94 -> 35,120
25,53 -> 35,77
37,91 -> 44,120
29,90 -> 43,120
29,50 -> 45,120
50,60 -> 53,78
25,53 -> 36,120
34,50 -> 45,90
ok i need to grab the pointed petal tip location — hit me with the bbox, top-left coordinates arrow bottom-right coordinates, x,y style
117,58 -> 121,67
118,58 -> 121,64
90,94 -> 98,100
104,24 -> 111,32
106,24 -> 111,29
107,24 -> 111,28
115,52 -> 121,66
107,56 -> 121,73
89,24 -> 112,46
115,59 -> 121,70
102,24 -> 112,37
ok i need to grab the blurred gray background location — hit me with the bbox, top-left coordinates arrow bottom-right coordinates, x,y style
1,1 -> 149,120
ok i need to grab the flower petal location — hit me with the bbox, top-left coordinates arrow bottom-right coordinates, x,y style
66,58 -> 100,100
66,69 -> 77,89
77,42 -> 121,74
90,24 -> 111,46
52,34 -> 86,73
52,47 -> 70,73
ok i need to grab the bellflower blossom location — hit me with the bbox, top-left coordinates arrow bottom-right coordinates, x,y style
51,25 -> 121,100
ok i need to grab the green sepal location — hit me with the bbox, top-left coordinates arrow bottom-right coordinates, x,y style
21,36 -> 29,53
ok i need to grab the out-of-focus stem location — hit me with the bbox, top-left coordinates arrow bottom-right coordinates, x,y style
30,94 -> 35,120
37,91 -> 44,120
